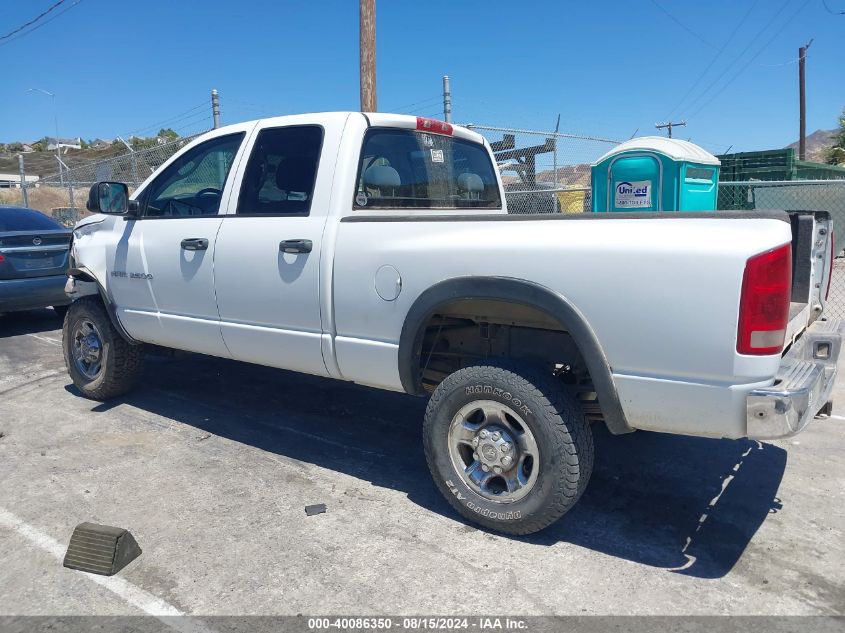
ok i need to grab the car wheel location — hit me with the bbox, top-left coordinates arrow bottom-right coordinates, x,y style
423,361 -> 593,535
63,297 -> 144,400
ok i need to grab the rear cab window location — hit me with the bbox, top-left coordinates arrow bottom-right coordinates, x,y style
354,128 -> 501,210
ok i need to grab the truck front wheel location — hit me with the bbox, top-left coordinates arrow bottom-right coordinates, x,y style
63,296 -> 144,400
423,362 -> 593,535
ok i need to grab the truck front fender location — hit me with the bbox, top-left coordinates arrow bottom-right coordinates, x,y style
66,267 -> 140,345
398,276 -> 632,435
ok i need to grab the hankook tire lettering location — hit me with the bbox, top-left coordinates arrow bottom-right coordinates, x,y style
464,384 -> 532,416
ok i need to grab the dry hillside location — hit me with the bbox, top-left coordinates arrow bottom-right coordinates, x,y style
786,128 -> 837,163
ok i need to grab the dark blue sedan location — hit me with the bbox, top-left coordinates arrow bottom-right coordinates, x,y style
0,207 -> 72,317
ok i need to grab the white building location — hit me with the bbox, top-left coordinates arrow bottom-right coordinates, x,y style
46,137 -> 82,151
0,173 -> 40,189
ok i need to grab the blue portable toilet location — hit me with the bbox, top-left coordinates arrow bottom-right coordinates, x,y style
591,137 -> 720,212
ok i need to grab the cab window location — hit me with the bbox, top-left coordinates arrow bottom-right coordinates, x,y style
142,133 -> 244,217
237,125 -> 323,216
354,129 -> 501,210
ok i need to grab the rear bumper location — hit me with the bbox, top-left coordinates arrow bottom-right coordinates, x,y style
747,318 -> 844,439
0,275 -> 70,312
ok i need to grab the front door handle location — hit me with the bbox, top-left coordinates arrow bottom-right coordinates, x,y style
279,239 -> 313,254
181,238 -> 209,251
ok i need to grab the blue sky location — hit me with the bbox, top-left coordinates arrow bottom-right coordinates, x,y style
1,0 -> 843,155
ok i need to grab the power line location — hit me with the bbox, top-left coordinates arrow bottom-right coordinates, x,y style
664,0 -> 760,120
822,0 -> 845,14
649,0 -> 717,49
681,0 -> 793,118
0,0 -> 82,48
386,95 -> 441,114
226,98 -> 276,116
0,0 -> 68,41
687,0 -> 812,119
173,116 -> 213,135
758,55 -> 801,67
123,102 -> 208,138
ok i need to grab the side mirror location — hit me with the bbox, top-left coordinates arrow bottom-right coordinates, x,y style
87,182 -> 130,215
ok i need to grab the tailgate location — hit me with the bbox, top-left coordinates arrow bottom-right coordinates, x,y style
783,210 -> 834,347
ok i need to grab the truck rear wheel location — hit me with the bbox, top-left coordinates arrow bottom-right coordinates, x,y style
423,362 -> 593,535
63,296 -> 144,400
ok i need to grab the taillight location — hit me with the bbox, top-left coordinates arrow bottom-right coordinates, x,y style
825,231 -> 835,301
737,243 -> 792,355
416,116 -> 453,136
0,254 -> 4,262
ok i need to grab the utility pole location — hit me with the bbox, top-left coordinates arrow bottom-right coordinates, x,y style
798,39 -> 813,161
655,120 -> 686,138
442,75 -> 452,123
211,89 -> 221,129
359,0 -> 377,112
18,155 -> 28,208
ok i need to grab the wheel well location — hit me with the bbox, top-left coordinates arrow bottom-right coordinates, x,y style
416,298 -> 603,424
398,277 -> 632,434
67,269 -> 140,346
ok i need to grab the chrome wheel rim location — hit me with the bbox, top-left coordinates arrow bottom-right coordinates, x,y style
447,400 -> 539,504
72,319 -> 104,380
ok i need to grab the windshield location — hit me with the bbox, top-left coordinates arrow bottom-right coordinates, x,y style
354,129 -> 501,210
0,208 -> 64,232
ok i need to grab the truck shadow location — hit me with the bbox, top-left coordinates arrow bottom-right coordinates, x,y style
0,308 -> 65,337
79,351 -> 786,580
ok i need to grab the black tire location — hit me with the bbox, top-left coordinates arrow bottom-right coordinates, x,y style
63,296 -> 144,400
52,305 -> 69,320
423,361 -> 593,535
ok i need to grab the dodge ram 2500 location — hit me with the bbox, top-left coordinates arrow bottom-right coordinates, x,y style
63,112 -> 841,534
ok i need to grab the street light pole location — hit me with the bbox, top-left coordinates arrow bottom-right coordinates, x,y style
27,87 -> 63,186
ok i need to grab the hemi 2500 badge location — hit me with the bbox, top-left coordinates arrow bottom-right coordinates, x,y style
111,271 -> 154,280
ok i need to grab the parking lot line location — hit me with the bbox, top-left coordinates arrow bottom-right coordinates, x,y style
26,333 -> 61,346
0,507 -> 214,633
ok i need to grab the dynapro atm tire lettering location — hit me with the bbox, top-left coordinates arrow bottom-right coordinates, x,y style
445,480 -> 523,520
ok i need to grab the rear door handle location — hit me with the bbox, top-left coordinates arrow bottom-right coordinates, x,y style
279,239 -> 313,254
181,238 -> 209,251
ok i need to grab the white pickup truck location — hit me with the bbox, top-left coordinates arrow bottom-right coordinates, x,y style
64,112 -> 841,534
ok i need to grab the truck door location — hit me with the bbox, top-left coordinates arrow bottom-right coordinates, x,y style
108,131 -> 248,356
213,123 -> 334,377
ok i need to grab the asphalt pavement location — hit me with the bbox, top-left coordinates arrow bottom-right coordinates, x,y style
1,308 -> 843,616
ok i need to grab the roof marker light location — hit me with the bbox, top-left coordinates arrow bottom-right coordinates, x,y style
416,117 -> 453,136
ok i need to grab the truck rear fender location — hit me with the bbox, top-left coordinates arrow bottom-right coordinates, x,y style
398,277 -> 632,435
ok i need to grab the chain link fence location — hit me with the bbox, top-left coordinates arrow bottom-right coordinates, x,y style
7,119 -> 845,322
464,125 -> 619,214
718,179 -> 845,319
3,131 -> 208,225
